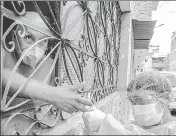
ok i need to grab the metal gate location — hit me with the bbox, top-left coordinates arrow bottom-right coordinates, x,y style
1,1 -> 122,135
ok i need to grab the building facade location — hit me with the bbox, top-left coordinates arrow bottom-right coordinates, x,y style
152,55 -> 168,71
142,46 -> 168,72
130,1 -> 158,76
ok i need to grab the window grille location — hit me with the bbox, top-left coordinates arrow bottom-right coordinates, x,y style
1,1 -> 122,135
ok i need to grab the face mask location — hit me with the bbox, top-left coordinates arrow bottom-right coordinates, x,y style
22,46 -> 45,69
132,101 -> 165,127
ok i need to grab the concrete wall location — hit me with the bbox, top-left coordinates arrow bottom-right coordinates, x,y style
130,28 -> 135,79
131,1 -> 153,21
134,49 -> 148,73
143,56 -> 153,72
117,12 -> 133,90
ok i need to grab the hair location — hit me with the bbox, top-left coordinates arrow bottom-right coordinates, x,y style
126,71 -> 172,100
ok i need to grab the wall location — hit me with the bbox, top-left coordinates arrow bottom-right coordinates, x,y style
134,49 -> 148,72
143,56 -> 153,72
131,1 -> 153,21
117,12 -> 133,91
130,28 -> 135,79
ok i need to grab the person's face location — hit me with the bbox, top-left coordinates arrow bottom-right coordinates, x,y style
17,26 -> 49,52
127,89 -> 165,114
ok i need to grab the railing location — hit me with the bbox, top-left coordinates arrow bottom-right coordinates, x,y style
1,1 -> 122,135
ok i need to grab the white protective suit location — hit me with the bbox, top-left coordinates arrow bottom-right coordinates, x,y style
91,113 -> 176,135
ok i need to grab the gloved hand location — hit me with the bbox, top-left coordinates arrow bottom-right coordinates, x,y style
82,106 -> 106,132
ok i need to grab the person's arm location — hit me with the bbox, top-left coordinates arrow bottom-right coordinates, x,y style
82,108 -> 128,135
1,46 -> 92,113
82,107 -> 154,135
97,114 -> 154,135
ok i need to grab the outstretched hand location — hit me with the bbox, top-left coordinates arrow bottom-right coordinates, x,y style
48,83 -> 93,113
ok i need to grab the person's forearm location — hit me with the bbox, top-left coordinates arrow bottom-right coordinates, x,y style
2,68 -> 53,102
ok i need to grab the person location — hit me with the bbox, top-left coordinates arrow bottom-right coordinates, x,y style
2,11 -> 92,113
82,71 -> 176,135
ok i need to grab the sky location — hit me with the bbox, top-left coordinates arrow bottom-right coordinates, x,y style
150,1 -> 176,55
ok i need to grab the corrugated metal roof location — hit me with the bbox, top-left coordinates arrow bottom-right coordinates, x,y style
133,20 -> 157,49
